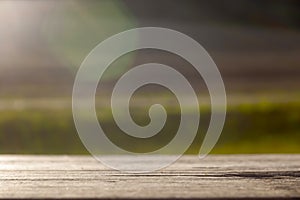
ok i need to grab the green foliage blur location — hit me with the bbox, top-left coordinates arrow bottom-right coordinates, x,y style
0,101 -> 299,154
0,0 -> 299,155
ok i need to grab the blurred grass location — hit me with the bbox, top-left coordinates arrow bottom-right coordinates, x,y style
0,101 -> 299,154
209,102 -> 300,154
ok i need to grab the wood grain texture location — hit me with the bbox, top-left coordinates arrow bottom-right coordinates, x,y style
0,155 -> 299,199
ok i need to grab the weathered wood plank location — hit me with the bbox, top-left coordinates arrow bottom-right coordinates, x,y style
0,155 -> 299,199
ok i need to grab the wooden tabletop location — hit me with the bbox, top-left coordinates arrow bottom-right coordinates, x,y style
0,155 -> 299,199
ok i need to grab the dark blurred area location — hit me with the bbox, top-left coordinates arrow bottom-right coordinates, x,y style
0,0 -> 299,154
0,0 -> 300,96
125,0 -> 300,94
127,0 -> 300,28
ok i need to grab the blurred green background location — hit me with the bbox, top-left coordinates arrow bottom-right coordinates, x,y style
0,0 -> 299,154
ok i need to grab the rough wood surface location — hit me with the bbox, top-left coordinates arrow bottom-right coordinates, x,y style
0,155 -> 299,199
